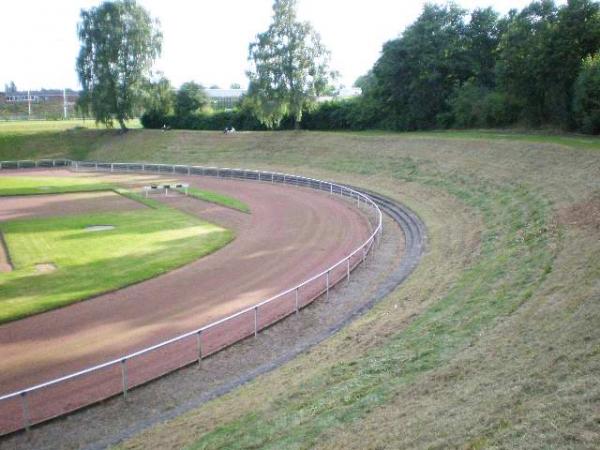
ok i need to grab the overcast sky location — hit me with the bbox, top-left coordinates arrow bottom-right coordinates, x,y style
1,0 -> 565,91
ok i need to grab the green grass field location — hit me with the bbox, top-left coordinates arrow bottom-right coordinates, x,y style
0,176 -> 113,196
0,122 -> 598,448
0,175 -> 235,323
182,186 -> 250,213
0,207 -> 232,324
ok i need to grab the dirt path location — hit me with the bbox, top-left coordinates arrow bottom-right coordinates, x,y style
0,170 -> 371,433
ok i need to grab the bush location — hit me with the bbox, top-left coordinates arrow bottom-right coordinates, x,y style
140,110 -> 168,129
302,98 -> 381,131
573,54 -> 600,134
446,82 -> 522,129
141,108 -> 267,131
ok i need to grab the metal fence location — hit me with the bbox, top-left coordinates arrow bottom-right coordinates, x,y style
0,160 -> 383,435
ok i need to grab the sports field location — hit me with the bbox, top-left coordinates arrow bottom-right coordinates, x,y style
0,122 -> 598,449
0,176 -> 234,323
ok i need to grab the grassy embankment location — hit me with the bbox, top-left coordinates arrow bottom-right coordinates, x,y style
0,121 -> 599,448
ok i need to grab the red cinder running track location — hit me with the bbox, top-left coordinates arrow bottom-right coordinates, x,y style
0,169 -> 371,433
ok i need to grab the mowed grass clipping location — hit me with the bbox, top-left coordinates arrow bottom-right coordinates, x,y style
0,176 -> 113,196
0,208 -> 233,323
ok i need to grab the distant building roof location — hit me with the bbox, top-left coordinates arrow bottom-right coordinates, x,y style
205,89 -> 246,98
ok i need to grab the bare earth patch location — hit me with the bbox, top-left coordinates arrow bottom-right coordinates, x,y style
84,225 -> 115,232
35,263 -> 56,274
557,192 -> 600,232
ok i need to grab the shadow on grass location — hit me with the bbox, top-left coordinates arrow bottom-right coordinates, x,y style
0,230 -> 233,327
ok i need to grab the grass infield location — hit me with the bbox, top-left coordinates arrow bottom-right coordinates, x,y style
0,175 -> 237,323
0,207 -> 233,324
181,186 -> 250,213
0,176 -> 113,196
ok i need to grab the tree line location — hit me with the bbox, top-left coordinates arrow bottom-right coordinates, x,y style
77,0 -> 600,134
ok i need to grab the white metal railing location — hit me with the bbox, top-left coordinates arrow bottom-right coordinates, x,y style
0,160 -> 382,434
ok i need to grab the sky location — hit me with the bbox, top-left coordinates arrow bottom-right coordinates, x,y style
1,0 -> 566,91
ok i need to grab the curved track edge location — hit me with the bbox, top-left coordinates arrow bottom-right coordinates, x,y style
85,188 -> 426,450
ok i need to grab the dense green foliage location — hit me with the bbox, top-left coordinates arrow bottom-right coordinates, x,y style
573,53 -> 600,133
141,1 -> 600,134
76,0 -> 162,131
144,76 -> 175,118
246,0 -> 334,128
175,81 -> 209,118
361,0 -> 600,132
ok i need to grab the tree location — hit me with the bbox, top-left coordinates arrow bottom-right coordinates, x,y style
175,81 -> 209,117
144,75 -> 174,117
369,3 -> 471,129
496,0 -> 600,127
573,53 -> 600,134
76,0 -> 162,131
466,7 -> 501,88
247,0 -> 334,128
230,83 -> 242,89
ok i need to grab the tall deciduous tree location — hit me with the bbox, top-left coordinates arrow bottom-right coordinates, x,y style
496,0 -> 600,126
76,0 -> 162,131
144,75 -> 175,117
247,0 -> 334,128
370,3 -> 470,129
175,81 -> 209,117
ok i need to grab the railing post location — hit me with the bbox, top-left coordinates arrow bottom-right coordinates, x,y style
271,173 -> 274,183
330,183 -> 333,195
326,271 -> 330,300
196,331 -> 202,366
110,163 -> 114,172
188,166 -> 191,175
20,392 -> 30,431
347,258 -> 351,283
295,288 -> 299,314
254,307 -> 258,337
95,162 -> 98,171
121,359 -> 128,398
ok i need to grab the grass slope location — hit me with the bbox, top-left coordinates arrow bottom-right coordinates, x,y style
0,123 -> 598,448
0,206 -> 232,324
